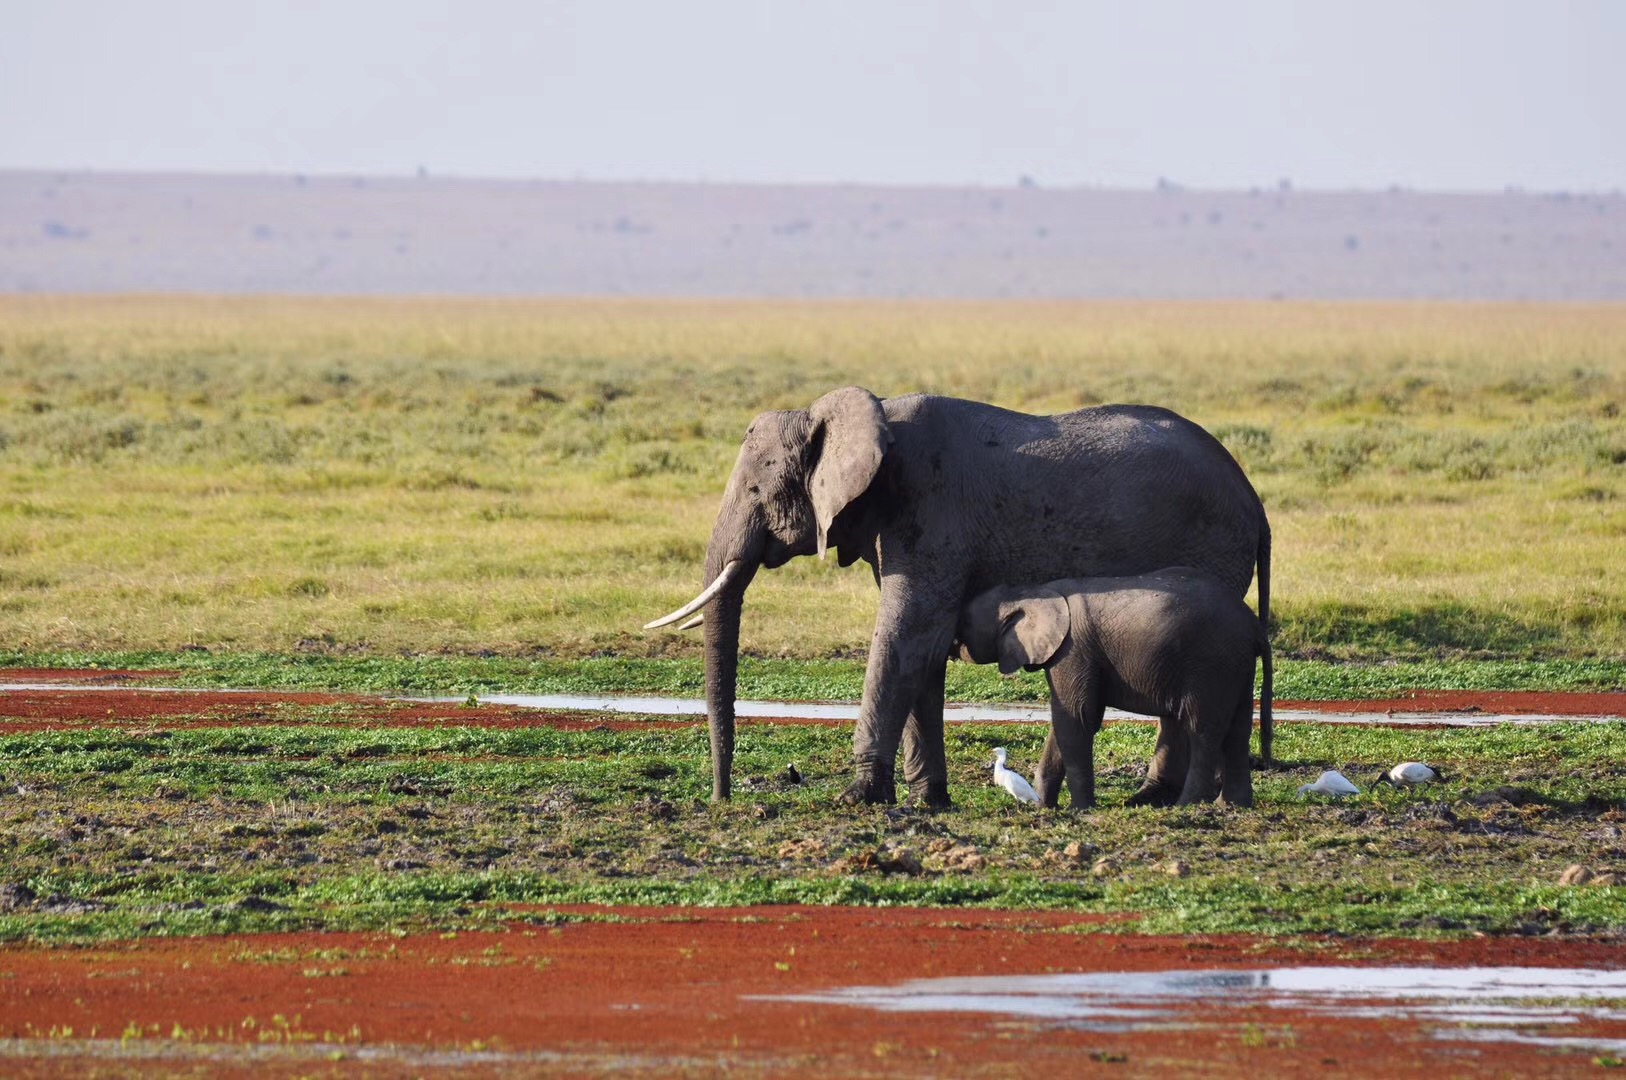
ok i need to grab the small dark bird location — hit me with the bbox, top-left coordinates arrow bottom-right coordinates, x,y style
1375,762 -> 1445,787
785,763 -> 802,786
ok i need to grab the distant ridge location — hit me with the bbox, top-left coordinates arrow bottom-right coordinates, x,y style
2,169 -> 1622,300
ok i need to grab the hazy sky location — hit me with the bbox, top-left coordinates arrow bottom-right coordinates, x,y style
4,0 -> 1622,191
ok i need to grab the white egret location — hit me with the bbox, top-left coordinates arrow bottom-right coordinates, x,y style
1375,762 -> 1444,787
1297,769 -> 1360,797
992,748 -> 1040,805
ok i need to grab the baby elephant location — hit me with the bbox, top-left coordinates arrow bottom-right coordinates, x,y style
957,567 -> 1272,809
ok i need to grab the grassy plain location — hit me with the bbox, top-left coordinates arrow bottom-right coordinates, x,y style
3,298 -> 1625,946
1,295 -> 1623,670
4,705 -> 1626,943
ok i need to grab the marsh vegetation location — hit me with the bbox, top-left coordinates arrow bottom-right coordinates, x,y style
3,703 -> 1625,942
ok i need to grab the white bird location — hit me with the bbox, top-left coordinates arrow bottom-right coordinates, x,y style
992,748 -> 1040,805
1297,769 -> 1360,797
1376,761 -> 1444,787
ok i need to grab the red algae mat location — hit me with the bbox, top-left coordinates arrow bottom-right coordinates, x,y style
0,670 -> 667,734
2,669 -> 1623,736
1276,689 -> 1626,717
4,906 -> 1626,1077
0,688 -> 657,734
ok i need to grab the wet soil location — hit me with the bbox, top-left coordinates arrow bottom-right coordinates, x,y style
4,905 -> 1626,1077
0,681 -> 674,735
0,669 -> 182,684
2,669 -> 1623,737
1277,689 -> 1626,717
5,670 -> 1626,1073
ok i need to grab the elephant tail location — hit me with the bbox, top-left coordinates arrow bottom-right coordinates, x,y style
1255,520 -> 1273,767
1256,625 -> 1274,768
1255,517 -> 1271,640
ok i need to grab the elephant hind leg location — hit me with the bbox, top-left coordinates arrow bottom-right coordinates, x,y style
1218,698 -> 1255,808
1174,710 -> 1225,806
1126,715 -> 1186,807
1126,778 -> 1182,808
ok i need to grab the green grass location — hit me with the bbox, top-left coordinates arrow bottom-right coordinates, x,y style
3,648 -> 1625,699
2,295 -> 1624,662
4,706 -> 1626,942
4,297 -> 1621,946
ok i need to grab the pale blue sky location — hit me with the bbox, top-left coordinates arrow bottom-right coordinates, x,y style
3,0 -> 1622,190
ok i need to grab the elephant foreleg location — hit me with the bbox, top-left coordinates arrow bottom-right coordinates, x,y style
1049,670 -> 1100,810
1033,730 -> 1066,808
902,659 -> 951,808
842,580 -> 958,806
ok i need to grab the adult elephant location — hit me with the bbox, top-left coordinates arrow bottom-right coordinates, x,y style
645,386 -> 1270,806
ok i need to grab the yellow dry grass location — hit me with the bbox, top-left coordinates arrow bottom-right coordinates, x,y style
1,295 -> 1622,658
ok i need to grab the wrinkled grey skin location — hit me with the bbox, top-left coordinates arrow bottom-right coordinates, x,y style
957,569 -> 1274,809
665,386 -> 1270,805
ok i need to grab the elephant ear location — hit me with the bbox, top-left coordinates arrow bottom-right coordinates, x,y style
996,589 -> 1069,675
807,386 -> 891,558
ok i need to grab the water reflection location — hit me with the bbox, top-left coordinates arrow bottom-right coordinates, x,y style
424,693 -> 1591,727
756,966 -> 1626,1043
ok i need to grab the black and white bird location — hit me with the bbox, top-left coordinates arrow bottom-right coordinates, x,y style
784,763 -> 803,786
1297,769 -> 1360,797
1375,761 -> 1444,787
992,748 -> 1040,805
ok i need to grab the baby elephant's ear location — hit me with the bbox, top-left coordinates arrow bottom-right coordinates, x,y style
996,589 -> 1069,675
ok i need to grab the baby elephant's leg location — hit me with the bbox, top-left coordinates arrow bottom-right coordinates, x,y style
1126,716 -> 1187,807
1049,678 -> 1101,809
1174,708 -> 1226,806
1218,698 -> 1255,807
1033,729 -> 1066,809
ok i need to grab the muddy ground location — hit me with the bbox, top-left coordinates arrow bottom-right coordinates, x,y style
3,674 -> 1623,734
4,670 -> 1626,1075
5,907 -> 1626,1077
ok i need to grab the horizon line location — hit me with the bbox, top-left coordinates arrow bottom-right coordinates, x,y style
4,165 -> 1621,200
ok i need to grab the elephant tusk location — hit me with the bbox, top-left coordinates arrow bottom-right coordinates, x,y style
677,614 -> 705,631
643,560 -> 742,629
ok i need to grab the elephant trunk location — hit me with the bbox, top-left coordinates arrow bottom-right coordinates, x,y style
699,514 -> 764,801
